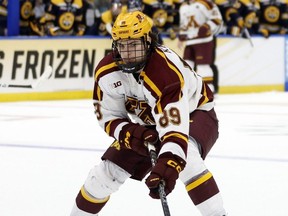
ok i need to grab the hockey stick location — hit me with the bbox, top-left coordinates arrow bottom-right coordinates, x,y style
147,142 -> 171,216
0,65 -> 53,89
243,28 -> 254,47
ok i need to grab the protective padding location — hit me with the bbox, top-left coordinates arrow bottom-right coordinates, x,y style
196,193 -> 226,216
70,203 -> 99,216
179,138 -> 207,184
84,160 -> 131,199
197,65 -> 213,78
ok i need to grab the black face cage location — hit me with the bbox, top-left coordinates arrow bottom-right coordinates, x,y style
112,36 -> 152,73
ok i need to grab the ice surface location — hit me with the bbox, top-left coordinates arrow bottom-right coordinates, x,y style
0,91 -> 287,216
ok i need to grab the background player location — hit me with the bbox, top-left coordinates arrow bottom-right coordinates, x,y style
178,0 -> 223,93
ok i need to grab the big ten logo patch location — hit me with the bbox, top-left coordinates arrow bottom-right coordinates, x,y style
109,80 -> 122,89
113,81 -> 122,88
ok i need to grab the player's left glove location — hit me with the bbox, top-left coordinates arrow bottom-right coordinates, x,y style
145,152 -> 186,199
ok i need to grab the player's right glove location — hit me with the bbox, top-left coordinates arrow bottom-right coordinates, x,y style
145,152 -> 186,199
118,123 -> 158,156
178,34 -> 188,41
198,24 -> 211,38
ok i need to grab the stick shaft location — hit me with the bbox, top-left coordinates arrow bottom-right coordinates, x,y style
0,66 -> 52,89
147,143 -> 171,216
243,28 -> 254,47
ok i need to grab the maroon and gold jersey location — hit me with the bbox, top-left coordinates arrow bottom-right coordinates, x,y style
93,45 -> 214,156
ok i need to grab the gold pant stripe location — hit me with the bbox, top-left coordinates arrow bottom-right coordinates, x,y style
185,171 -> 213,192
80,186 -> 109,204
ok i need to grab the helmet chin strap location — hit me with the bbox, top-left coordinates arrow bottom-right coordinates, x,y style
120,61 -> 146,74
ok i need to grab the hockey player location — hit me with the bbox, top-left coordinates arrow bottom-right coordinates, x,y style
70,10 -> 227,216
178,0 -> 223,93
43,0 -> 86,36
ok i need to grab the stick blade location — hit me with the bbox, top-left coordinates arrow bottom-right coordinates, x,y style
41,65 -> 53,80
32,66 -> 53,88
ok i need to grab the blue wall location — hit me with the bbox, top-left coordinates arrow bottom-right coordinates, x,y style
7,0 -> 19,36
285,37 -> 288,91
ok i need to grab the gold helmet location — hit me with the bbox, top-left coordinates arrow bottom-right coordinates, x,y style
111,11 -> 155,73
112,11 -> 153,41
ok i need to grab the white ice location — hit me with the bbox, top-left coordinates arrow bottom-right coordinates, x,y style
0,91 -> 288,216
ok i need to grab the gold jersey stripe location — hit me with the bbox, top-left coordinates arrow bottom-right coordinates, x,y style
155,48 -> 184,91
96,85 -> 102,101
95,62 -> 117,81
105,119 -> 113,134
199,82 -> 209,106
141,71 -> 163,113
196,0 -> 212,10
142,48 -> 184,113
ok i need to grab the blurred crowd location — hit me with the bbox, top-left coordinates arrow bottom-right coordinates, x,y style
0,0 -> 287,38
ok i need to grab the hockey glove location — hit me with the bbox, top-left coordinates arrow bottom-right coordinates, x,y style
118,123 -> 158,156
198,24 -> 211,38
145,152 -> 186,199
178,34 -> 188,41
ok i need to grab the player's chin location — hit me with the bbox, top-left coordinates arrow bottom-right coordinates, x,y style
123,57 -> 143,63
